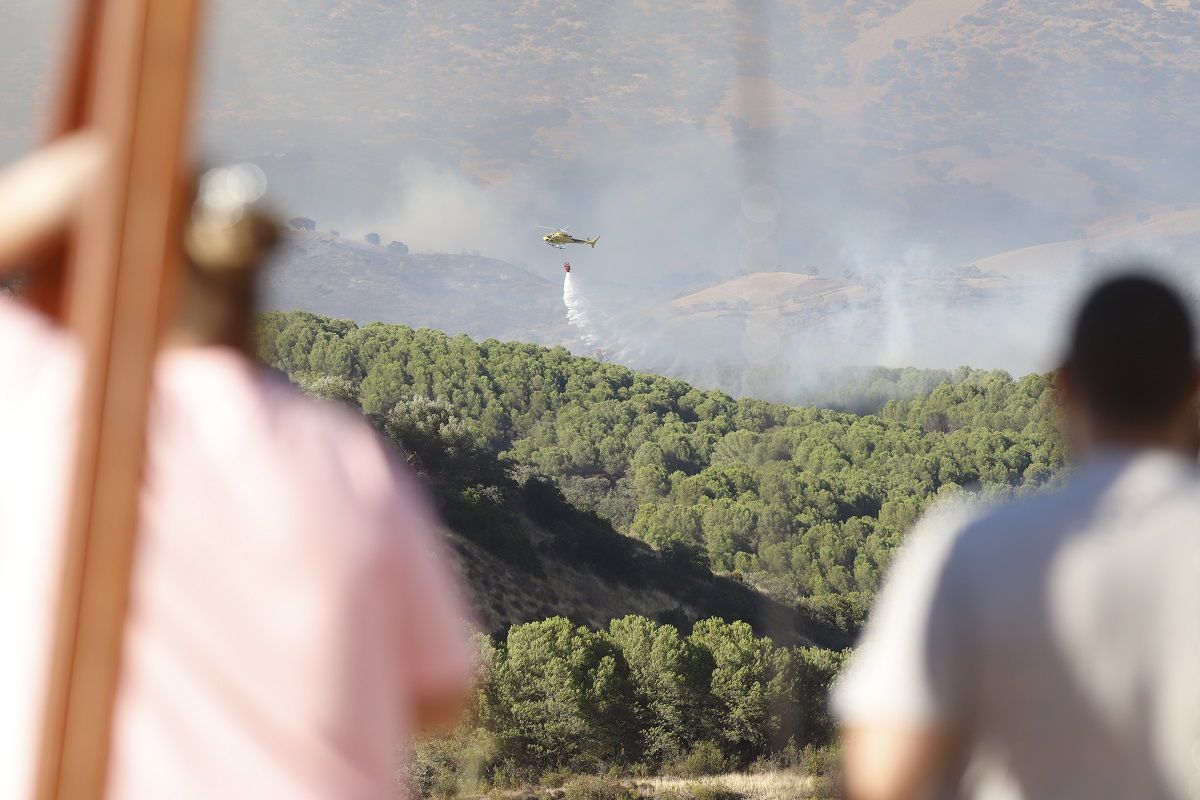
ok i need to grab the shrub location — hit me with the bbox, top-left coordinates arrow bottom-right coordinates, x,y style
799,744 -> 839,778
683,782 -> 741,800
406,739 -> 462,799
562,775 -> 637,800
669,742 -> 730,778
799,744 -> 841,800
806,775 -> 841,800
654,784 -> 742,800
541,769 -> 574,789
746,757 -> 774,774
488,759 -> 533,790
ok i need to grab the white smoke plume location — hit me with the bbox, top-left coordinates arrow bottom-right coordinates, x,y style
360,158 -> 533,255
563,271 -> 600,346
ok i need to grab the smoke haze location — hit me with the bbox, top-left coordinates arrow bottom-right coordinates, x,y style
7,0 -> 1200,400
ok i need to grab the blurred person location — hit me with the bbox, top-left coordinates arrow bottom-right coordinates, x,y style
834,274 -> 1200,800
0,162 -> 475,799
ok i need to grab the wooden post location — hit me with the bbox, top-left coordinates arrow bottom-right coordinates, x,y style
34,0 -> 203,797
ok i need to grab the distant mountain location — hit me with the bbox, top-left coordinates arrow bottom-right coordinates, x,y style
190,0 -> 1200,255
670,272 -> 874,320
9,1 -> 1200,265
199,0 -> 1200,166
966,204 -> 1200,281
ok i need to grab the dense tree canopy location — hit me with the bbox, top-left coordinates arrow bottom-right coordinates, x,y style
260,311 -> 1065,630
467,615 -> 846,784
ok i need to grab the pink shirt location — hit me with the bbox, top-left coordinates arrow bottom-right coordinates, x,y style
0,298 -> 474,799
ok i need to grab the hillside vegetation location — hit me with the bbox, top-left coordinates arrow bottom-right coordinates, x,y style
259,310 -> 1064,632
257,310 -> 1065,790
431,615 -> 848,789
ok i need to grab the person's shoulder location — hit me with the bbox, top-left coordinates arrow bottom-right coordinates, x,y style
0,297 -> 79,411
241,366 -> 440,546
0,294 -> 50,333
253,367 -> 413,500
877,495 -> 994,596
1116,452 -> 1200,537
0,296 -> 74,368
958,487 -> 1063,540
160,349 -> 421,522
894,488 -> 1068,590
935,487 -> 1074,578
903,494 -> 996,559
961,453 -> 1200,546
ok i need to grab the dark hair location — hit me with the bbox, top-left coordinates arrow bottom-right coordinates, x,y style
1065,274 -> 1196,425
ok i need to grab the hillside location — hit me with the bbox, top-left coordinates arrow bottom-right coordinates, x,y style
254,308 -> 1065,783
669,273 -> 873,319
196,0 -> 1200,173
259,310 -> 1065,639
263,230 -> 572,343
442,506 -> 843,648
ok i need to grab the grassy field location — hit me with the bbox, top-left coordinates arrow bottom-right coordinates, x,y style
636,771 -> 837,800
460,770 -> 840,800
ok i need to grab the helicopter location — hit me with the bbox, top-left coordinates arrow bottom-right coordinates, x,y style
539,225 -> 599,249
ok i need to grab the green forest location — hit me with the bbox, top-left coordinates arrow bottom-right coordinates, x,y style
257,310 -> 1065,792
259,311 -> 1064,625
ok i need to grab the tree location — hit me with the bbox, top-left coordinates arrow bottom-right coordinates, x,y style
606,616 -> 715,766
388,240 -> 410,255
287,216 -> 316,231
701,499 -> 758,571
365,232 -> 381,246
383,395 -> 500,485
688,618 -> 777,763
482,618 -> 640,776
631,504 -> 704,558
296,375 -> 357,406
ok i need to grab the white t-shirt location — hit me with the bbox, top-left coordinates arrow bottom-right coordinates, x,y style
0,298 -> 474,799
833,450 -> 1200,800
